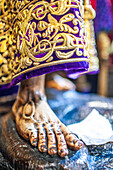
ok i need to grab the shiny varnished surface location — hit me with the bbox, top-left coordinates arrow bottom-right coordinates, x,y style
0,89 -> 113,169
0,113 -> 87,169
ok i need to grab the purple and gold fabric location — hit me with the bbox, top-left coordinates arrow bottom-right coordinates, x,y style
0,0 -> 89,88
66,1 -> 99,79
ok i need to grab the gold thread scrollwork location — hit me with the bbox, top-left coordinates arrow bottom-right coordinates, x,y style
0,0 -> 88,85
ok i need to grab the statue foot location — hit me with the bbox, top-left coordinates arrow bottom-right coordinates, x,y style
12,77 -> 83,157
13,99 -> 83,157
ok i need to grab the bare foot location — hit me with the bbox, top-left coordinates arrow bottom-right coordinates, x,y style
12,76 -> 83,157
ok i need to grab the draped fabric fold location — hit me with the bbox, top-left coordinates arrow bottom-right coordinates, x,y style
0,0 -> 89,88
66,0 -> 99,79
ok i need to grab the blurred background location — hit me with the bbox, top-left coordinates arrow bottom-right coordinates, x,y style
75,0 -> 113,97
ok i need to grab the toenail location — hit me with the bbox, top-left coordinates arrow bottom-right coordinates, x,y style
59,149 -> 68,157
39,145 -> 47,152
75,140 -> 83,149
78,141 -> 84,147
60,149 -> 64,154
49,147 -> 57,155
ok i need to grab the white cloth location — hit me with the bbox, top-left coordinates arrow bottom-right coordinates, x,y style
67,109 -> 113,145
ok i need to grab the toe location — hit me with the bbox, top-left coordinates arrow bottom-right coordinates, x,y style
46,123 -> 57,155
29,130 -> 37,146
65,133 -> 83,150
61,124 -> 83,150
53,124 -> 68,157
74,140 -> 84,150
37,123 -> 47,152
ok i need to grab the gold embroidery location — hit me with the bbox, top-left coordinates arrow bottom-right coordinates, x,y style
83,0 -> 99,73
83,0 -> 96,20
0,0 -> 88,85
13,57 -> 89,80
0,0 -> 12,84
46,56 -> 53,63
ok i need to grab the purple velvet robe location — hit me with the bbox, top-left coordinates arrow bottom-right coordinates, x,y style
0,0 -> 89,88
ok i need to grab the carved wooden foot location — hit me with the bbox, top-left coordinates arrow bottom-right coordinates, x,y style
12,76 -> 83,157
0,112 -> 87,169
